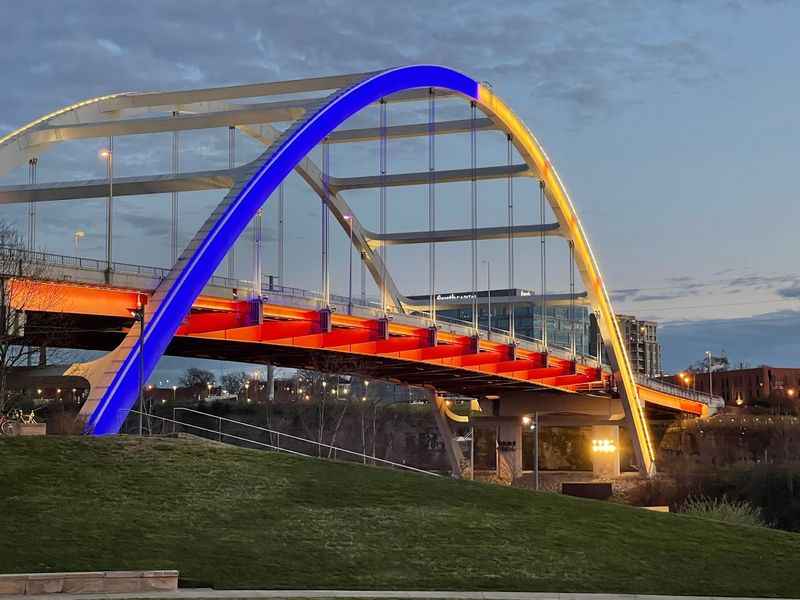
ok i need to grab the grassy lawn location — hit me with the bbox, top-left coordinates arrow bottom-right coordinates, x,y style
2,436 -> 799,596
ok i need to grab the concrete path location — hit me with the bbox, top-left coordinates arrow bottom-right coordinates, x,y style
15,590 -> 799,600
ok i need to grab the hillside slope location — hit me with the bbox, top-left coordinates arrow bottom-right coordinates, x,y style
2,436 -> 799,596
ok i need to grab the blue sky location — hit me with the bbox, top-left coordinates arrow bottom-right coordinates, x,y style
0,0 -> 798,377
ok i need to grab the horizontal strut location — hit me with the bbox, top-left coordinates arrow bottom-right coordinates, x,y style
328,118 -> 496,143
332,164 -> 531,191
366,223 -> 562,246
0,168 -> 238,204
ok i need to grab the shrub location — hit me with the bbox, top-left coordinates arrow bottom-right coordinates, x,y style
679,495 -> 769,528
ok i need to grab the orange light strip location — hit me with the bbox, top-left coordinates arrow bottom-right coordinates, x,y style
477,85 -> 655,475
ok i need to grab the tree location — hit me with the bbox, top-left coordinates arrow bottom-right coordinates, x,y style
221,371 -> 249,399
179,368 -> 216,394
0,222 -> 67,415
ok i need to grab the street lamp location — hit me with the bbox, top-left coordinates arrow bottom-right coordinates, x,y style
344,214 -> 354,315
130,305 -> 145,436
99,144 -> 113,273
705,350 -> 713,395
73,230 -> 85,254
172,385 -> 177,403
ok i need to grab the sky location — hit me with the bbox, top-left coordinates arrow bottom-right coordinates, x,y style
0,0 -> 798,378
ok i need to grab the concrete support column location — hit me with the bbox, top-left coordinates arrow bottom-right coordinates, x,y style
591,425 -> 620,479
265,364 -> 275,403
496,418 -> 522,483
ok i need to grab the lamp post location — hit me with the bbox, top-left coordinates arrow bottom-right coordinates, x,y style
344,215 -> 354,314
705,350 -> 713,395
73,230 -> 85,255
99,144 -> 113,275
131,305 -> 145,436
172,385 -> 177,403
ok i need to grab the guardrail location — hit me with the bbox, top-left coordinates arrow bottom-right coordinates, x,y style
14,246 -> 720,400
127,406 -> 440,477
634,373 -> 724,407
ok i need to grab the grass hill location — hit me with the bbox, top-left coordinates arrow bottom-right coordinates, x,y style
2,436 -> 799,596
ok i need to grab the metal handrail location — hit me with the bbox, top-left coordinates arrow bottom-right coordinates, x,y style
172,406 -> 439,477
127,409 -> 309,457
634,372 -> 724,406
5,245 -> 618,374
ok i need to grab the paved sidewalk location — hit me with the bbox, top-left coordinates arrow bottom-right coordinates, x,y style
15,590 -> 800,600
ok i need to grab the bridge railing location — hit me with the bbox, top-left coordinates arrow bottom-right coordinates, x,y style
11,246 -> 691,390
0,245 -> 173,280
634,372 -> 724,408
5,245 -> 607,369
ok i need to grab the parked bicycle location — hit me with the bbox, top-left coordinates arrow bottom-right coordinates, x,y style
0,408 -> 40,435
0,413 -> 17,435
13,408 -> 39,425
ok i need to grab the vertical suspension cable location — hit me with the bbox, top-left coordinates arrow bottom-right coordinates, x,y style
106,136 -> 114,270
278,181 -> 285,287
569,240 -> 576,358
379,99 -> 388,315
540,180 -> 547,347
360,255 -> 366,305
227,126 -> 236,280
27,157 -> 37,251
470,101 -> 478,331
428,88 -> 436,325
322,138 -> 331,305
506,134 -> 515,340
171,111 -> 180,265
581,301 -> 587,356
253,207 -> 263,298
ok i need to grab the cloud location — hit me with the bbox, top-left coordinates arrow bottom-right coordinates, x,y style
659,309 -> 800,372
96,38 -> 124,56
610,288 -> 640,302
777,285 -> 800,299
633,293 -> 683,302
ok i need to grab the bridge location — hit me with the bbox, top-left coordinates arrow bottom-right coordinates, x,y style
0,65 -> 722,478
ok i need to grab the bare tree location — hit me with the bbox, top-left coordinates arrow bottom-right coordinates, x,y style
179,368 -> 216,398
221,371 -> 249,400
291,354 -> 378,458
0,222 -> 68,414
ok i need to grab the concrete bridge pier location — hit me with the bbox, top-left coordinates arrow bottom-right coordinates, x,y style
495,417 -> 523,483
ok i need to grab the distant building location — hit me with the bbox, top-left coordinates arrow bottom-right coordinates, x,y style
615,314 -> 662,377
670,365 -> 800,409
408,288 -> 593,355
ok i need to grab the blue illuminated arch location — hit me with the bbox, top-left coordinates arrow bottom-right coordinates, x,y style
86,65 -> 479,434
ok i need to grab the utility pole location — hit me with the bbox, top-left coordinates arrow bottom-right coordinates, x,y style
534,412 -> 540,490
100,141 -> 113,280
131,304 -> 145,436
